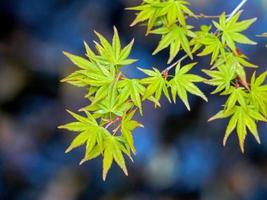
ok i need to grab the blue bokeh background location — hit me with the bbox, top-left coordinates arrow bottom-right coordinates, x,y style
0,0 -> 267,199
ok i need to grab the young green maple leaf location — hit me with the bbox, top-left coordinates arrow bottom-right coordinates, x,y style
249,71 -> 267,117
202,64 -> 236,94
138,67 -> 171,103
58,110 -> 108,160
212,52 -> 257,70
209,106 -> 267,153
197,34 -> 225,64
127,0 -> 164,34
210,52 -> 257,85
102,135 -> 131,181
169,63 -> 207,110
97,99 -> 133,118
117,79 -> 145,114
128,0 -> 194,34
62,66 -> 115,87
61,51 -> 101,85
59,110 -> 134,180
151,24 -> 195,63
59,110 -> 98,133
222,87 -> 248,112
83,80 -> 133,117
213,12 -> 257,52
161,0 -> 194,26
121,110 -> 144,154
62,48 -> 117,88
191,25 -> 212,52
84,27 -> 137,67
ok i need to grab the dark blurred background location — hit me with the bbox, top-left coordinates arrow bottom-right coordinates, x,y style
0,0 -> 267,199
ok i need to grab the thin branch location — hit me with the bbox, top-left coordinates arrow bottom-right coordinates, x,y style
194,13 -> 226,19
162,54 -> 188,74
227,0 -> 247,22
161,0 -> 248,74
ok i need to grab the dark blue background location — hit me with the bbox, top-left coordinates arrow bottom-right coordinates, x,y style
0,0 -> 267,199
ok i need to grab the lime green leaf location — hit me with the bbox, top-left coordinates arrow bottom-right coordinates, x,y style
83,29 -> 137,67
103,142 -> 113,181
197,34 -> 225,64
139,68 -> 171,103
63,51 -> 97,70
121,110 -> 143,154
118,79 -> 145,114
224,87 -> 248,112
208,108 -> 235,122
210,105 -> 267,152
80,145 -> 101,165
59,110 -> 109,156
203,64 -> 236,94
214,12 -> 257,52
128,0 -> 194,33
65,131 -> 89,153
112,26 -> 121,59
249,71 -> 267,117
102,136 -> 129,181
224,109 -> 238,146
169,63 -> 207,110
152,25 -> 194,63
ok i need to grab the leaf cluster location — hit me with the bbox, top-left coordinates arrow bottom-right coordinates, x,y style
60,28 -> 143,180
129,1 -> 267,152
198,13 -> 267,152
128,0 -> 196,63
60,0 -> 267,181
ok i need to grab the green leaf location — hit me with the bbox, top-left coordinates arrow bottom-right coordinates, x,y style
169,63 -> 207,110
139,68 -> 171,103
128,0 -> 194,33
63,51 -> 98,70
65,131 -> 89,153
103,141 -> 113,181
152,25 -> 194,63
214,12 -> 257,52
102,136 -> 129,181
117,79 -> 145,114
210,105 -> 266,153
80,145 -> 101,165
224,87 -> 248,112
208,108 -> 236,122
249,71 -> 267,117
197,34 -> 225,64
121,110 -> 143,154
203,64 -> 236,94
112,26 -> 121,60
59,110 -> 108,155
86,28 -> 137,67
224,110 -> 238,146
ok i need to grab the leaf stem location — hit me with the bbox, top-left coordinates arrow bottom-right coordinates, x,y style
105,117 -> 122,129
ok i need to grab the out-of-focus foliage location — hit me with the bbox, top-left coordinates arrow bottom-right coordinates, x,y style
258,32 -> 267,46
